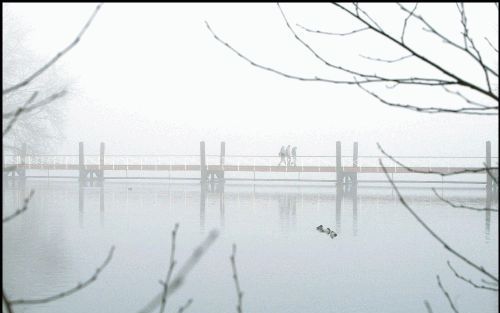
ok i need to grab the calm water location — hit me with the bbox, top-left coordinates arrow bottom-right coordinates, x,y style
3,179 -> 498,313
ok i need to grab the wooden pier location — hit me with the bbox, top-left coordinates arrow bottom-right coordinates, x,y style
3,141 -> 498,190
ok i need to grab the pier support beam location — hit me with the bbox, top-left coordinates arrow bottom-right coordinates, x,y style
100,142 -> 105,181
79,142 -> 86,182
336,141 -> 343,184
353,141 -> 358,185
200,141 -> 207,184
219,141 -> 225,182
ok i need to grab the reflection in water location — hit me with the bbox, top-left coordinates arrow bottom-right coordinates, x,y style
279,193 -> 296,230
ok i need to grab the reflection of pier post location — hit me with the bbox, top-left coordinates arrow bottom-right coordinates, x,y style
79,183 -> 84,227
200,141 -> 207,184
200,182 -> 206,231
336,180 -> 343,234
100,184 -> 105,226
336,141 -> 343,184
352,183 -> 358,237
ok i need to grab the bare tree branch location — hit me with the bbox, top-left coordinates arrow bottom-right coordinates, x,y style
3,90 -> 67,119
176,299 -> 193,313
137,230 -> 219,313
484,164 -> 498,185
379,159 -> 498,282
442,86 -> 490,108
334,3 -> 498,100
2,289 -> 15,313
2,3 -> 102,95
399,3 -> 418,44
424,300 -> 433,313
484,37 -> 498,53
3,190 -> 35,223
358,82 -> 497,115
378,143 -> 499,176
436,275 -> 460,313
10,246 -> 115,305
447,261 -> 499,291
432,188 -> 498,212
230,244 -> 243,313
3,92 -> 38,136
359,54 -> 413,63
296,23 -> 369,36
159,223 -> 179,313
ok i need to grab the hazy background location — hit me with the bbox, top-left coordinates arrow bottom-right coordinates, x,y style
3,3 -> 498,157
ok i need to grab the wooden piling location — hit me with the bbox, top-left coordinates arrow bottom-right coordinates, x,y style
336,141 -> 342,183
100,142 -> 105,181
353,141 -> 358,184
220,141 -> 225,181
200,141 -> 206,183
19,143 -> 27,178
79,142 -> 85,181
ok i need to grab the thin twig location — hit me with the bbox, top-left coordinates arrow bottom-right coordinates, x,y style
484,164 -> 498,185
3,190 -> 36,223
447,261 -> 499,291
2,289 -> 14,313
359,54 -> 413,63
379,159 -> 498,282
10,246 -> 115,305
400,3 -> 418,44
3,3 -> 102,95
3,90 -> 67,119
484,37 -> 498,53
378,143 -> 499,175
230,244 -> 243,313
176,299 -> 193,313
424,300 -> 433,313
3,92 -> 38,136
432,188 -> 498,212
137,230 -> 219,313
296,23 -> 369,36
357,82 -> 497,115
436,275 -> 460,313
159,223 -> 179,313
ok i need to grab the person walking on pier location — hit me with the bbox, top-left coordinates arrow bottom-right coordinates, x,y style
286,145 -> 291,166
291,146 -> 297,166
278,146 -> 286,166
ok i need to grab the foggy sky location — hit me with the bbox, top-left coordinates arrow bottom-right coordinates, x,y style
3,3 -> 498,157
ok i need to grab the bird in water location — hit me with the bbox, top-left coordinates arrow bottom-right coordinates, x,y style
316,225 -> 324,231
316,224 -> 337,238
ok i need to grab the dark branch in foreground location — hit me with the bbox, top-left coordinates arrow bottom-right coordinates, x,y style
3,190 -> 35,223
137,230 -> 219,313
379,159 -> 498,282
2,3 -> 102,95
424,300 -> 433,313
10,246 -> 115,305
447,261 -> 499,292
484,164 -> 498,185
176,298 -> 193,313
230,244 -> 243,313
431,188 -> 498,212
3,92 -> 38,136
436,275 -> 459,313
378,143 -> 498,176
2,289 -> 14,313
159,223 -> 179,313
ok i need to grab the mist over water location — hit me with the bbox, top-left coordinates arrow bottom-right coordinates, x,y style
3,3 -> 499,313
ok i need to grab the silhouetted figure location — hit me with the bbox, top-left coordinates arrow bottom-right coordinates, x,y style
278,146 -> 286,166
291,146 -> 297,166
286,145 -> 291,166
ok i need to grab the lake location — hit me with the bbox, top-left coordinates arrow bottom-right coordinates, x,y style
3,178 -> 498,313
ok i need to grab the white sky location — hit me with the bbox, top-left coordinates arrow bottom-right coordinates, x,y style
3,3 -> 499,157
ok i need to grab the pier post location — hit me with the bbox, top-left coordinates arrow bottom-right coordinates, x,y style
219,141 -> 225,182
353,141 -> 358,184
200,141 -> 207,183
79,142 -> 85,182
19,143 -> 27,178
336,141 -> 343,184
100,142 -> 105,181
